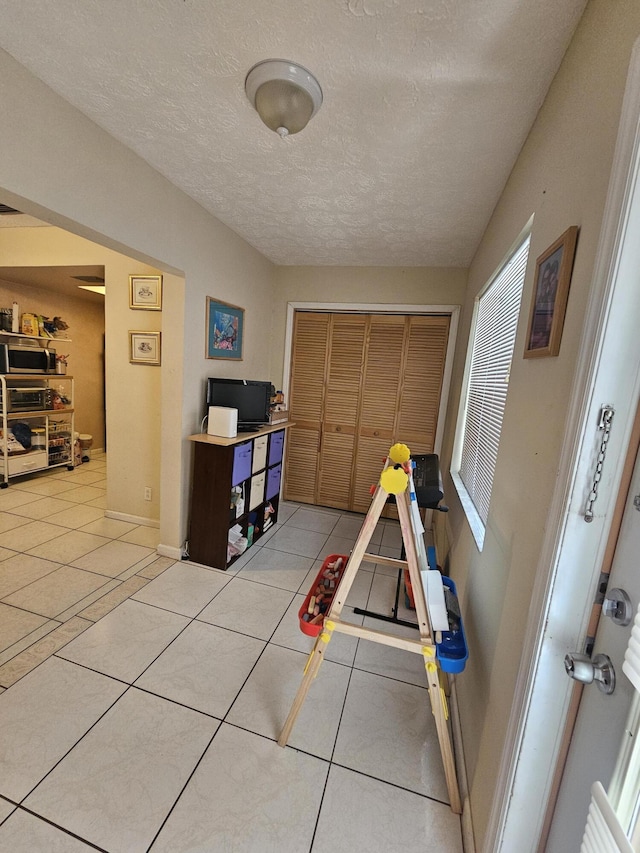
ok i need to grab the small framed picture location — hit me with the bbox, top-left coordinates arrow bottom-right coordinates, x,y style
206,297 -> 244,360
524,226 -> 579,358
129,275 -> 163,310
129,331 -> 161,365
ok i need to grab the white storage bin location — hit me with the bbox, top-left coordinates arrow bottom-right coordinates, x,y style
249,471 -> 266,511
252,435 -> 268,473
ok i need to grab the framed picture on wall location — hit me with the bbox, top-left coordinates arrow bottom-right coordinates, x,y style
524,226 -> 579,358
206,297 -> 244,360
129,275 -> 163,310
129,331 -> 161,365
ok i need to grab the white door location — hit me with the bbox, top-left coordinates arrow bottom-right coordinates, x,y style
546,439 -> 640,851
493,39 -> 640,852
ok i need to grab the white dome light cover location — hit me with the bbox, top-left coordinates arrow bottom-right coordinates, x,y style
245,59 -> 323,138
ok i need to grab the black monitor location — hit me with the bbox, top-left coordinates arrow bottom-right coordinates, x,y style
206,378 -> 272,431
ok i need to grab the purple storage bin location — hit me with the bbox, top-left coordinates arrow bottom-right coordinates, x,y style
268,430 -> 285,467
266,463 -> 282,500
232,442 -> 252,485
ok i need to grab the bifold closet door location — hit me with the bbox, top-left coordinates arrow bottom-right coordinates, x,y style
351,314 -> 450,514
350,315 -> 405,513
284,311 -> 450,513
283,312 -> 329,504
315,314 -> 367,509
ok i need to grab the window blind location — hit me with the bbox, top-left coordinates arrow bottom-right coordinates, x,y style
581,782 -> 634,853
458,236 -> 530,524
579,604 -> 640,851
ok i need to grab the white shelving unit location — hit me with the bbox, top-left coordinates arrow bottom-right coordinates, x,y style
0,374 -> 75,487
0,330 -> 72,342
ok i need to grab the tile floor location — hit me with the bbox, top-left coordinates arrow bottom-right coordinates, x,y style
0,455 -> 463,852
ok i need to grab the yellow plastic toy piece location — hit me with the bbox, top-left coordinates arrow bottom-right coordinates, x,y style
380,466 -> 409,495
389,442 -> 411,464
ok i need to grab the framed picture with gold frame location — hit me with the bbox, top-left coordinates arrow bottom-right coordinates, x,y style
524,226 -> 579,358
129,331 -> 161,365
129,275 -> 163,310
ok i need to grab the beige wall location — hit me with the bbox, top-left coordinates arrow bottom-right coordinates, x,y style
438,2 -> 640,846
0,47 -> 276,552
0,268 -> 105,450
271,266 -> 468,388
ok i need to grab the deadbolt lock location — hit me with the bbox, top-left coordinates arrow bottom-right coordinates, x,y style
602,587 -> 633,627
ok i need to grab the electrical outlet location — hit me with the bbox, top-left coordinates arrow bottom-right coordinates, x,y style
144,487 -> 152,501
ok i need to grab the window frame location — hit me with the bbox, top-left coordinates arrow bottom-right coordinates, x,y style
451,229 -> 532,549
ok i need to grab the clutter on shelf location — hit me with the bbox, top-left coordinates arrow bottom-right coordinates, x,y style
227,523 -> 248,562
1,424 -> 32,454
0,302 -> 69,338
21,313 -> 69,337
55,353 -> 69,374
263,500 -> 275,530
269,389 -> 288,424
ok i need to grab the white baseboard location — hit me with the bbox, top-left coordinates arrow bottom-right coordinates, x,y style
105,510 -> 160,528
157,543 -> 183,560
451,679 -> 476,853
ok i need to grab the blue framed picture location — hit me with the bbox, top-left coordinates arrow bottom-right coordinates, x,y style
206,297 -> 244,360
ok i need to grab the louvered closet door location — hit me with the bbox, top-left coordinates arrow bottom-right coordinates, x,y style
351,315 -> 406,513
397,315 -> 450,454
284,311 -> 450,514
283,312 -> 329,503
316,315 -> 367,509
353,315 -> 450,515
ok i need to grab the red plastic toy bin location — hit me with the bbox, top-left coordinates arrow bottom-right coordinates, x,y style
298,554 -> 348,637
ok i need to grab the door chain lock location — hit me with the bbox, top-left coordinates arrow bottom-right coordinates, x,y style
584,405 -> 614,522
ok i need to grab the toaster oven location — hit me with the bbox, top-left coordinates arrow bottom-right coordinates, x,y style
0,387 -> 54,412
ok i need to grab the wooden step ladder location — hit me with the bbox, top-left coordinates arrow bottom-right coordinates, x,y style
278,447 -> 462,814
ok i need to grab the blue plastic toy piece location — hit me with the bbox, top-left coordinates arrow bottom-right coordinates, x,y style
436,576 -> 469,674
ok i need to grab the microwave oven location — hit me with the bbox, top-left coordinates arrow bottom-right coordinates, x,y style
0,342 -> 56,374
0,386 -> 54,412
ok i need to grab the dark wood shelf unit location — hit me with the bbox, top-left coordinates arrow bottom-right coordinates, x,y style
187,422 -> 293,570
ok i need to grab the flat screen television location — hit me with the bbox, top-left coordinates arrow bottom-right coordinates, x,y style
206,378 -> 272,431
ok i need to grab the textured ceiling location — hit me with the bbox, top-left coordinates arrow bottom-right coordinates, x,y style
0,0 -> 587,267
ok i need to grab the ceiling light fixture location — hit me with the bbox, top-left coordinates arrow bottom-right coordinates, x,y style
245,59 -> 322,139
77,285 -> 106,294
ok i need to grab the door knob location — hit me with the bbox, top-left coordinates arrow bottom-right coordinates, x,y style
564,652 -> 616,694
